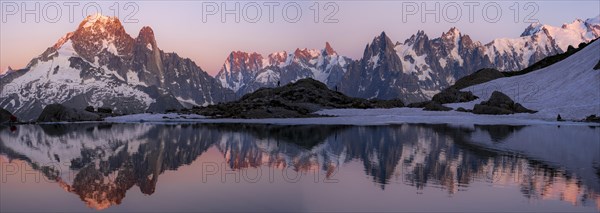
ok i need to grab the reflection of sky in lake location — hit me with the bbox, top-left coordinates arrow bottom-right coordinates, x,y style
0,124 -> 598,212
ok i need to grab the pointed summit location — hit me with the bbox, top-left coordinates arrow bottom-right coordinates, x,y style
323,42 -> 337,56
367,31 -> 395,54
78,13 -> 123,31
138,26 -> 155,39
361,31 -> 402,71
379,31 -> 387,38
69,13 -> 134,61
404,30 -> 429,46
371,31 -> 392,45
4,66 -> 14,75
585,15 -> 600,25
136,26 -> 157,49
442,27 -> 461,38
521,22 -> 543,37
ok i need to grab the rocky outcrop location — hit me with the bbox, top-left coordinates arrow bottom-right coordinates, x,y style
450,68 -> 505,90
188,78 -> 403,118
37,104 -> 101,122
472,91 -> 537,115
0,108 -> 17,123
431,88 -> 478,104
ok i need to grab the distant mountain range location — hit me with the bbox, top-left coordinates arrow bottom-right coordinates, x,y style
1,14 -> 598,120
223,16 -> 600,102
215,42 -> 350,96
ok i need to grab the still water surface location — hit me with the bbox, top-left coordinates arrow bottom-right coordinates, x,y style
0,123 -> 599,212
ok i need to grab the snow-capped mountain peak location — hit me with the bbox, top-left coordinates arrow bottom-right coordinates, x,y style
516,16 -> 600,51
80,13 -> 120,29
586,15 -> 600,25
0,16 -> 233,120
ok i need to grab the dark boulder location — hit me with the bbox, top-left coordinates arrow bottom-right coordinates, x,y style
594,60 -> 600,70
423,101 -> 452,111
37,104 -> 101,122
472,91 -> 537,115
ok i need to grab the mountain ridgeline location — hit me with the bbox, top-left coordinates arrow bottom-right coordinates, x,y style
214,15 -> 600,103
1,14 -> 599,120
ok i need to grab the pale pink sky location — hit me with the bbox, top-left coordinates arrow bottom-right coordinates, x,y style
1,1 -> 598,76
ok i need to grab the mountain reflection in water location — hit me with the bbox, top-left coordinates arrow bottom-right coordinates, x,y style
0,123 -> 598,211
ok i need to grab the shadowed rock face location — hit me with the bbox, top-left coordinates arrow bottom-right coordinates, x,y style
473,91 -> 537,115
340,32 -> 427,103
0,108 -> 16,123
190,78 -> 404,118
37,104 -> 101,122
450,68 -> 506,90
